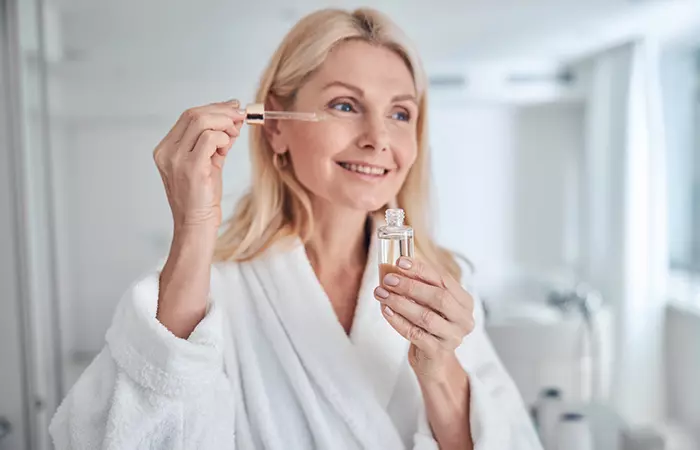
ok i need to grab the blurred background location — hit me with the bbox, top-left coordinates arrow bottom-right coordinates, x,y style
1,0 -> 699,449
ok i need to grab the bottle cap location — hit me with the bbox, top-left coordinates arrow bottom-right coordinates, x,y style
385,208 -> 405,227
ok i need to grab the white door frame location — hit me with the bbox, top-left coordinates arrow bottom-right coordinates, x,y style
0,0 -> 63,448
0,0 -> 32,446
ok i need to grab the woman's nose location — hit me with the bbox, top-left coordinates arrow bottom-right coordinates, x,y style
357,113 -> 389,152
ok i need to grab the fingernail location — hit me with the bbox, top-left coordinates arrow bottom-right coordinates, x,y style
383,274 -> 399,286
375,287 -> 389,299
383,306 -> 395,316
398,257 -> 412,269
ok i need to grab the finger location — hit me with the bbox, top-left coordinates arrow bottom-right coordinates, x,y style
156,113 -> 193,160
169,102 -> 245,145
196,99 -> 243,119
211,136 -> 235,170
223,124 -> 241,139
190,130 -> 232,168
217,98 -> 241,109
382,272 -> 462,320
205,102 -> 246,120
393,256 -> 476,314
440,275 -> 476,312
178,113 -> 239,154
380,304 -> 441,354
394,257 -> 445,287
374,288 -> 463,346
233,120 -> 244,134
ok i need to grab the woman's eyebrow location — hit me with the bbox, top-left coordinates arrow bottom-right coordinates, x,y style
322,80 -> 364,96
322,80 -> 417,105
392,94 -> 418,105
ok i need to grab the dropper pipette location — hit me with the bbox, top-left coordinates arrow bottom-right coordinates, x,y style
237,103 -> 326,125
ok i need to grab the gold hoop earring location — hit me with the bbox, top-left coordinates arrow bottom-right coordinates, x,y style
273,152 -> 289,170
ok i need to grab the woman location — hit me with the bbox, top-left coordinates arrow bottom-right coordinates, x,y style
50,8 -> 542,450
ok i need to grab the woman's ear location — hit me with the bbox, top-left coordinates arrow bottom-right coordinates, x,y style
263,119 -> 284,154
266,95 -> 284,112
263,96 -> 286,154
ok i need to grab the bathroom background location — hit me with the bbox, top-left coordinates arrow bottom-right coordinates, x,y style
1,0 -> 699,449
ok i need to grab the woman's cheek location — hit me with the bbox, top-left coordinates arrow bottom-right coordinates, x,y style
304,122 -> 355,156
393,137 -> 418,169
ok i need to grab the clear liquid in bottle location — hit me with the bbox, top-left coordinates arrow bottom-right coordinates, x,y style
377,208 -> 414,279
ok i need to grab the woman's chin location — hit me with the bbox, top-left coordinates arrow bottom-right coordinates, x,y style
336,194 -> 392,214
307,185 -> 396,214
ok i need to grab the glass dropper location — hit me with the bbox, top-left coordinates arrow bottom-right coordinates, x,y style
237,103 -> 326,125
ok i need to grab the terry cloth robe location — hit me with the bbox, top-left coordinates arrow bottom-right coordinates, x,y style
50,236 -> 543,450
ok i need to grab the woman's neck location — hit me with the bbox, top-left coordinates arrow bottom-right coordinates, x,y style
305,201 -> 371,335
305,202 -> 370,278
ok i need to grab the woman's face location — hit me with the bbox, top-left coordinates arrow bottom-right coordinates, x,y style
269,40 -> 419,212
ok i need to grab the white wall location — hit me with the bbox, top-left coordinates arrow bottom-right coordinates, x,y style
53,119 -> 171,355
429,104 -> 517,292
430,101 -> 585,299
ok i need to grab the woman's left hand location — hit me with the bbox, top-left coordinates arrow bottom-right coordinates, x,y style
374,257 -> 475,380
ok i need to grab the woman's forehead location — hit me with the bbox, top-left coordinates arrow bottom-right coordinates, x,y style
303,41 -> 417,99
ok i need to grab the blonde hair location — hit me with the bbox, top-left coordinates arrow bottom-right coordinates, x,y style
214,8 -> 461,280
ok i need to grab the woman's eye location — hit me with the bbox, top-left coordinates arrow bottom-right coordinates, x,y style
331,102 -> 355,113
392,110 -> 411,122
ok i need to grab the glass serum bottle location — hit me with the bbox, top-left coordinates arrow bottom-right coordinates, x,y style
377,208 -> 414,279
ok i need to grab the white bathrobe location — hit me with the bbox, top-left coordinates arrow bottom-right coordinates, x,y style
49,237 -> 542,450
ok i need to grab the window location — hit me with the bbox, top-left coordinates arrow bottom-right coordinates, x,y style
664,44 -> 700,303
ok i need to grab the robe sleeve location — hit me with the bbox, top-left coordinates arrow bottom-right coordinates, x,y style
49,269 -> 237,450
413,274 -> 543,450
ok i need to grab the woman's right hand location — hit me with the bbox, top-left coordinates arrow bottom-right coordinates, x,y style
153,100 -> 244,338
153,100 -> 245,233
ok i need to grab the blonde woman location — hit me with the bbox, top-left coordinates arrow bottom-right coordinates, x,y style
50,8 -> 542,450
